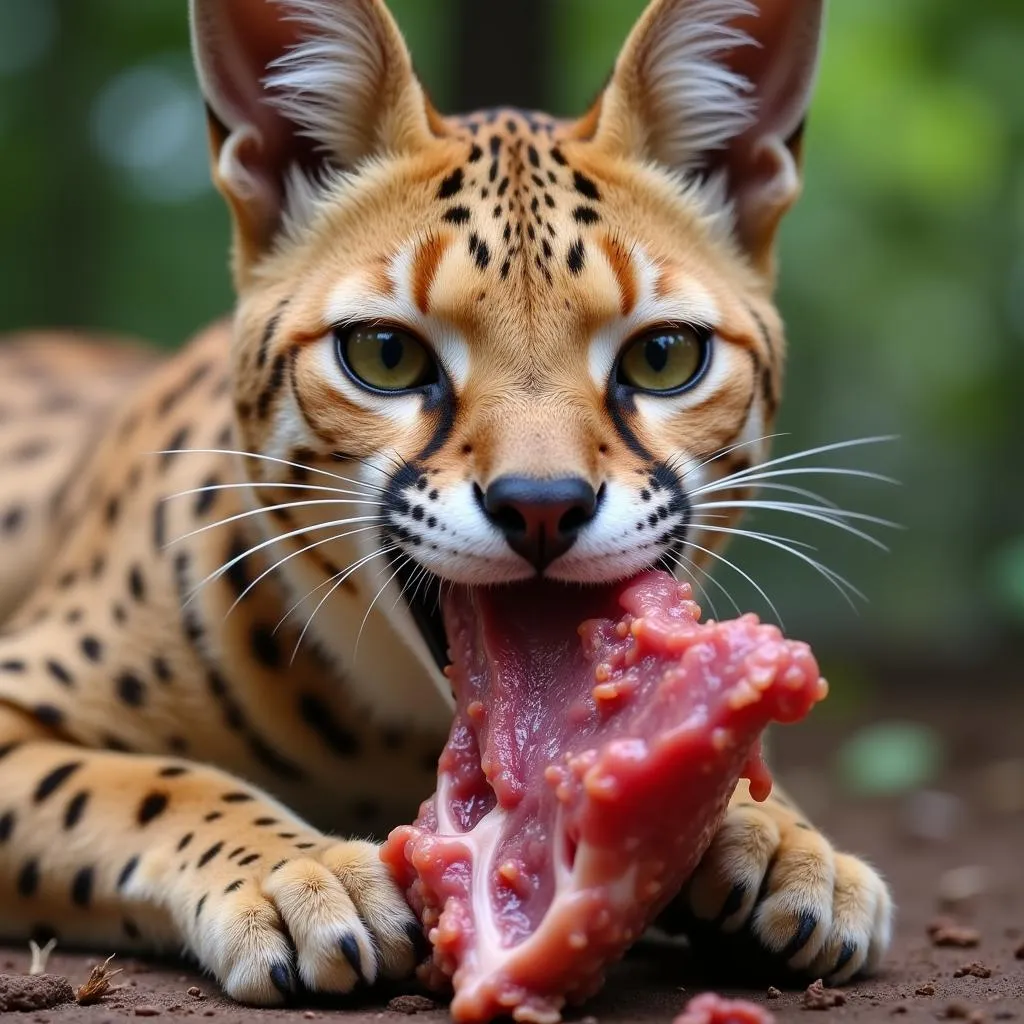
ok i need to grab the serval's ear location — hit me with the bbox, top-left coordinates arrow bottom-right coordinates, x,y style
593,0 -> 824,279
190,0 -> 435,281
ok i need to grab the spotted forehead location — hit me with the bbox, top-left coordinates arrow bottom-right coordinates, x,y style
427,108 -> 609,292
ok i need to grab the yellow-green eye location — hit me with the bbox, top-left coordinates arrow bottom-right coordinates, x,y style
617,325 -> 710,394
336,324 -> 437,393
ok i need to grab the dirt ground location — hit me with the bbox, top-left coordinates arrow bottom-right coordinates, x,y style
2,689 -> 1022,1022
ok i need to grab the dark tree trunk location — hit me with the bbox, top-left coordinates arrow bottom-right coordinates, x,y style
452,0 -> 549,112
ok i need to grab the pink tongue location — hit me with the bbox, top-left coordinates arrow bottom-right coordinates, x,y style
443,580 -> 624,813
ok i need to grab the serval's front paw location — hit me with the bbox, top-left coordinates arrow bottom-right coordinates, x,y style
682,798 -> 893,984
184,838 -> 419,1005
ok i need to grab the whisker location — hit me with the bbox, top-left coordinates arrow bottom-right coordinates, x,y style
184,515 -> 385,604
167,480 -> 381,502
690,480 -> 841,508
668,431 -> 787,478
686,517 -> 819,550
224,523 -> 383,620
691,499 -> 896,550
700,435 -> 897,486
666,549 -> 731,620
695,524 -> 865,608
681,538 -> 784,626
169,497 -> 385,546
285,544 -> 400,657
353,554 -> 414,662
152,447 -> 390,494
691,464 -> 899,496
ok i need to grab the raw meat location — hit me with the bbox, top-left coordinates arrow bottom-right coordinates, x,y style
673,992 -> 776,1024
381,570 -> 826,1023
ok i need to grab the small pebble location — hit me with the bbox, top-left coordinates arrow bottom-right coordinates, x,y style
186,987 -> 203,999
304,1013 -> 317,1020
387,994 -> 437,1014
891,1005 -> 908,1015
803,978 -> 845,1010
928,917 -> 982,948
1014,941 -> 1024,960
766,986 -> 782,1000
954,962 -> 992,979
134,1008 -> 162,1018
916,983 -> 936,996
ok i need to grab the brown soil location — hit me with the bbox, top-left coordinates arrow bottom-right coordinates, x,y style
2,693 -> 1022,1023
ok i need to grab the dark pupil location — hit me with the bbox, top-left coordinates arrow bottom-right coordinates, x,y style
644,335 -> 672,373
379,333 -> 405,371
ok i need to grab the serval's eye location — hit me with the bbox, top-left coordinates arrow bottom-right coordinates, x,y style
335,324 -> 437,393
617,325 -> 711,394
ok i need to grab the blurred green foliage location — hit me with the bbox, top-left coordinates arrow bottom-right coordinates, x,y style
0,1 -> 1021,665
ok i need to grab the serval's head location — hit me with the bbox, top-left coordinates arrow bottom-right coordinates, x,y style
191,0 -> 823,675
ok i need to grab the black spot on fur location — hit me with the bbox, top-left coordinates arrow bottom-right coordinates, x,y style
436,168 -> 464,199
152,656 -> 172,684
158,765 -> 188,778
137,792 -> 169,826
193,475 -> 219,517
17,858 -> 39,897
254,817 -> 278,827
0,810 -> 14,843
117,856 -> 139,889
128,565 -> 146,602
203,810 -> 223,822
567,238 -> 586,275
224,879 -> 244,894
62,791 -> 89,830
238,852 -> 260,866
250,626 -> 281,669
34,762 -> 82,803
117,671 -> 146,707
160,426 -> 190,469
572,170 -> 601,200
123,918 -> 141,940
222,792 -> 254,803
197,841 -> 223,868
80,636 -> 103,662
468,143 -> 483,162
256,353 -> 287,419
152,500 -> 167,550
573,205 -> 600,225
2,504 -> 25,533
195,894 -> 207,919
71,866 -> 94,907
45,660 -> 74,688
298,693 -> 360,757
442,205 -> 471,224
177,832 -> 194,852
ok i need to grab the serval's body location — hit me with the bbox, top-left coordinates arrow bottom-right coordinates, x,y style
0,0 -> 891,1004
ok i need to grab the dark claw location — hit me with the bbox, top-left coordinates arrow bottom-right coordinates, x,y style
717,883 -> 747,924
833,938 -> 858,974
781,910 -> 819,960
269,960 -> 295,997
339,932 -> 364,982
405,918 -> 430,959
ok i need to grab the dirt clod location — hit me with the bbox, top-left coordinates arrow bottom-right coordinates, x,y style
954,962 -> 992,979
928,917 -> 982,948
387,994 -> 438,1014
187,986 -> 204,998
767,987 -> 782,1000
915,983 -> 936,996
134,1007 -> 162,1017
802,979 -> 846,1011
0,974 -> 75,1012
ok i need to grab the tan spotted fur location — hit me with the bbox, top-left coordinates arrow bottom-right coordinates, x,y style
0,0 -> 891,1004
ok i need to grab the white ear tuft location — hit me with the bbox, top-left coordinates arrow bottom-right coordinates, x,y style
265,0 -> 392,165
639,0 -> 759,170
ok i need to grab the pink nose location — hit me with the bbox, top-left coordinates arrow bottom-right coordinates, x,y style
479,475 -> 598,571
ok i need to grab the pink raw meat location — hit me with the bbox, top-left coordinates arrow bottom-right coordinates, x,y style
673,992 -> 776,1024
381,570 -> 826,1023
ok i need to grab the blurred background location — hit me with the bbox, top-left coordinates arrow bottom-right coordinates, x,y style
0,0 -> 1021,725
